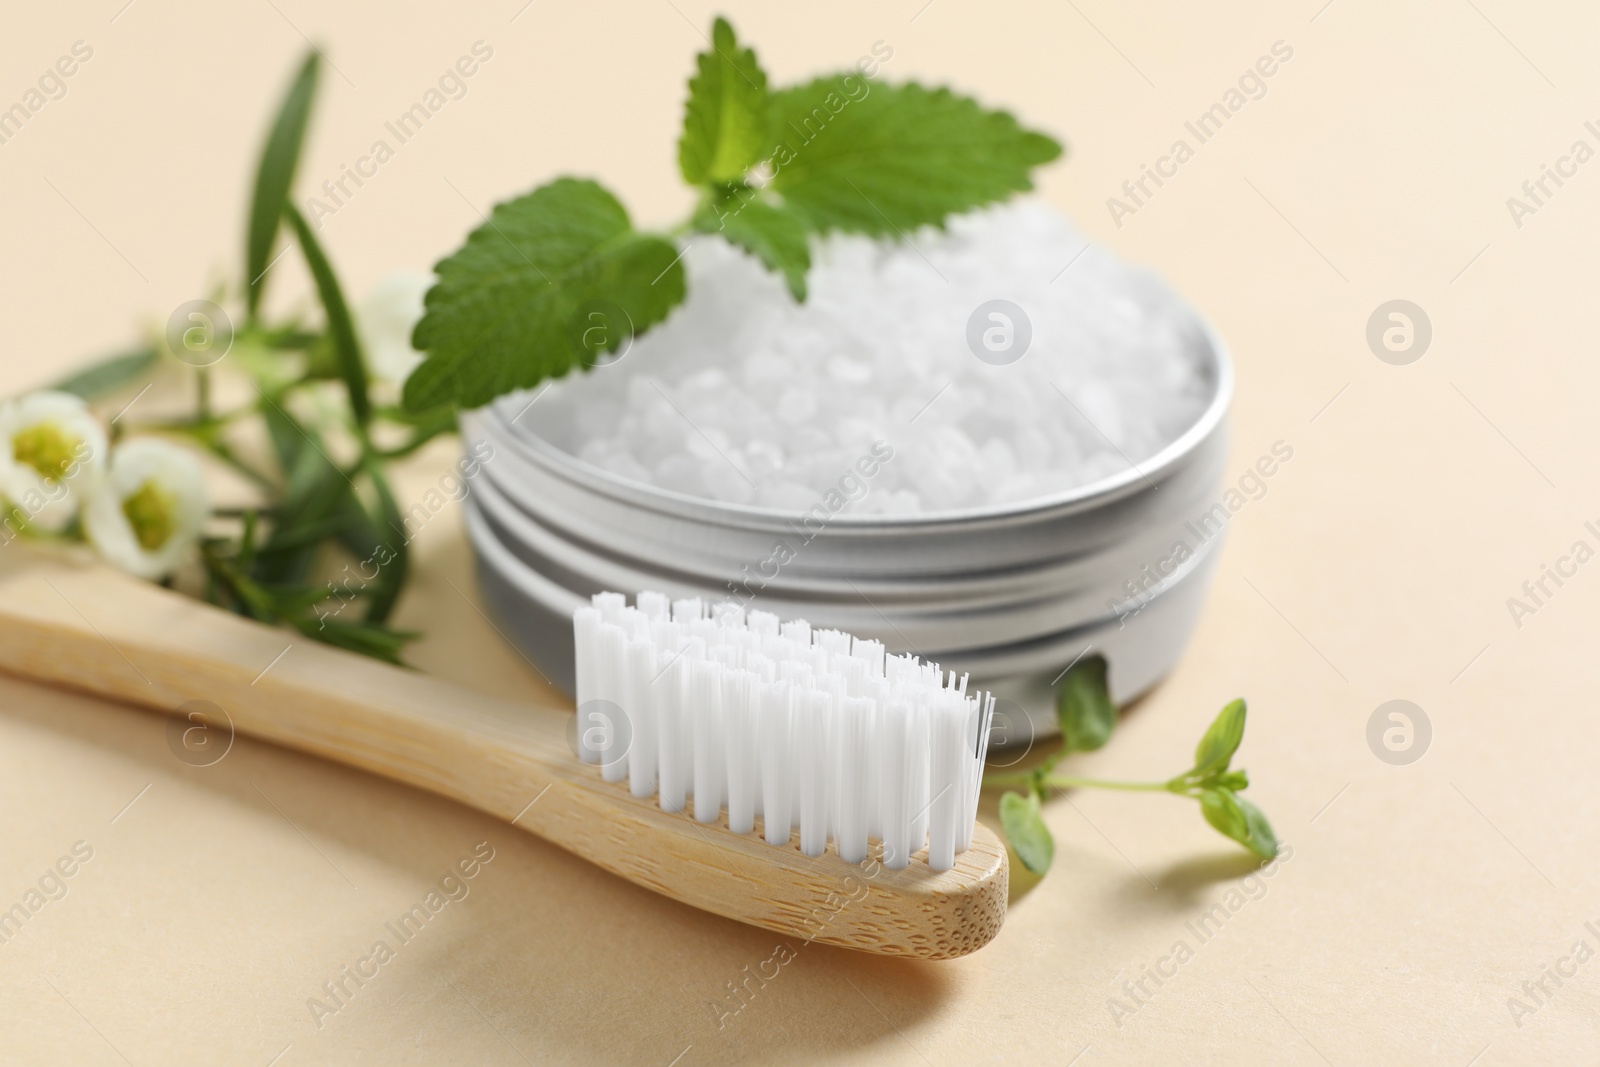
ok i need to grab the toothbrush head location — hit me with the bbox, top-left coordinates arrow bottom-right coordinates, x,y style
574,592 -> 996,872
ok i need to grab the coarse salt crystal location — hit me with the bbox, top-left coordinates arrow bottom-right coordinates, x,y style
517,199 -> 1211,514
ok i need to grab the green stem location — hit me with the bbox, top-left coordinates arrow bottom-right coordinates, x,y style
1045,776 -> 1178,793
130,405 -> 255,432
984,769 -> 1190,794
202,440 -> 275,490
197,366 -> 212,420
372,426 -> 445,461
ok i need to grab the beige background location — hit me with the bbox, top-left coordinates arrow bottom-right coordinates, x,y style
3,0 -> 1599,1062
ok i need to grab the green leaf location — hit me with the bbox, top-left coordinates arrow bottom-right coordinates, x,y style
251,415 -> 349,586
404,178 -> 687,412
999,791 -> 1054,875
1214,769 -> 1249,792
293,615 -> 417,665
1199,787 -> 1279,860
246,51 -> 320,319
678,17 -> 770,185
694,187 -> 810,300
357,459 -> 408,625
49,347 -> 157,400
1057,654 -> 1115,753
765,79 -> 1061,236
1194,698 -> 1246,777
260,393 -> 306,474
1199,787 -> 1246,842
284,202 -> 371,426
1236,795 -> 1279,860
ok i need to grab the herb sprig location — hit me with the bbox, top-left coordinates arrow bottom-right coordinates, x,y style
400,16 -> 1062,413
986,657 -> 1279,874
35,50 -> 436,664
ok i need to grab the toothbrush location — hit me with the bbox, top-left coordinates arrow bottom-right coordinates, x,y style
573,591 -> 996,874
0,549 -> 1008,959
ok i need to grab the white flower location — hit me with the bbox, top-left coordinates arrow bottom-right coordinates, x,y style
356,271 -> 432,383
83,438 -> 209,579
0,390 -> 107,533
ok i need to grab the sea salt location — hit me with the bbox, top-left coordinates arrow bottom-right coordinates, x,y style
518,199 -> 1213,514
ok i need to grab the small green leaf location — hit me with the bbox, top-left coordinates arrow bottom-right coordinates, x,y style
1214,769 -> 1249,792
679,17 -> 770,185
283,202 -> 371,427
1199,787 -> 1279,860
766,79 -> 1061,237
1057,654 -> 1115,753
50,347 -> 157,400
1199,787 -> 1248,843
999,791 -> 1054,875
1194,698 -> 1246,776
404,178 -> 687,413
246,51 -> 320,319
1236,794 -> 1279,860
694,187 -> 811,300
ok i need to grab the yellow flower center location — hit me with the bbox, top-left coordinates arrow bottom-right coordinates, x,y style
122,479 -> 177,552
12,423 -> 81,483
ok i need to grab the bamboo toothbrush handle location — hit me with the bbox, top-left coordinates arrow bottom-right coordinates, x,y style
0,547 -> 1006,959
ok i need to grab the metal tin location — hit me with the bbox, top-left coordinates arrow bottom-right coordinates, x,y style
461,320 -> 1232,738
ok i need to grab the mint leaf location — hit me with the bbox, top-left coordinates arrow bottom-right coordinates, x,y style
765,79 -> 1061,236
694,187 -> 811,300
1057,654 -> 1115,753
1193,698 -> 1246,777
404,178 -> 686,412
999,791 -> 1054,874
679,17 -> 769,185
247,51 -> 319,319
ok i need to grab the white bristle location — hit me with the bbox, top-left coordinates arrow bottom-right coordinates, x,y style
571,592 -> 996,870
637,591 -> 669,620
624,638 -> 656,798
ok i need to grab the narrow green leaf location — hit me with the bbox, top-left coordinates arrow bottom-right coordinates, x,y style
252,421 -> 348,586
284,202 -> 371,427
357,459 -> 408,625
404,178 -> 687,413
246,51 -> 320,319
999,791 -> 1054,875
678,17 -> 770,185
694,187 -> 810,300
237,510 -> 259,573
766,79 -> 1061,236
49,347 -> 157,400
1057,654 -> 1115,753
259,393 -> 305,474
1194,698 -> 1247,777
293,615 -> 417,665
